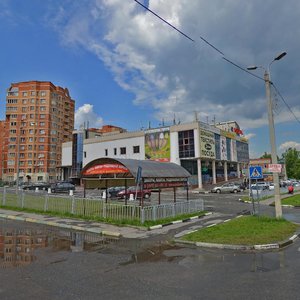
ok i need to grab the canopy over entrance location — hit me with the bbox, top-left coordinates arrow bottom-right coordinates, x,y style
81,158 -> 191,205
82,158 -> 190,181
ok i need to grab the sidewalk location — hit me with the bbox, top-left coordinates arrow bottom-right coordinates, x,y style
0,208 -> 150,239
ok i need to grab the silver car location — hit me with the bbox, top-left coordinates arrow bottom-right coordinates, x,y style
211,183 -> 241,194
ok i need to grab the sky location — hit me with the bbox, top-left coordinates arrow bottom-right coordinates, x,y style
1,0 -> 300,158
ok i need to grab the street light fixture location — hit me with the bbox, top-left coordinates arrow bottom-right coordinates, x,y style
247,51 -> 287,218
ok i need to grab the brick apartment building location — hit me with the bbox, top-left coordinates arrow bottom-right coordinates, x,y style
2,81 -> 75,184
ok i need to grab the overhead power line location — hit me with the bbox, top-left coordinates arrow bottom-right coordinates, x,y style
272,83 -> 300,124
133,0 -> 299,125
134,0 -> 264,81
133,0 -> 194,42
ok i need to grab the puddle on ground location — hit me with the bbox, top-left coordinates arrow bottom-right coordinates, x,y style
0,219 -> 125,268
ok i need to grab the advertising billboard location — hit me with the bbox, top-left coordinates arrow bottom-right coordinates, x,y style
200,130 -> 216,159
145,127 -> 170,162
230,139 -> 237,162
220,136 -> 227,160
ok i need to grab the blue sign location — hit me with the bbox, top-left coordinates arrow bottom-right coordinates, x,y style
249,166 -> 263,179
136,166 -> 142,184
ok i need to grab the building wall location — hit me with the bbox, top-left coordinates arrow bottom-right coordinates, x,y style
61,121 -> 249,186
3,81 -> 75,183
83,135 -> 145,166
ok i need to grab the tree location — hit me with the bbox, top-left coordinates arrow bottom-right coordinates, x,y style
282,148 -> 300,179
260,152 -> 271,159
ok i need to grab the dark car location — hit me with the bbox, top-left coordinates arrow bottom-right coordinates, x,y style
117,187 -> 151,199
51,182 -> 75,193
23,182 -> 51,190
106,186 -> 126,198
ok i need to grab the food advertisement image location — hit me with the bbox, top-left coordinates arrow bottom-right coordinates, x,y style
145,128 -> 170,162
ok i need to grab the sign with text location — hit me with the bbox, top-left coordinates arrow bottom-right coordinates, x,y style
268,164 -> 282,173
200,130 -> 216,159
83,164 -> 129,175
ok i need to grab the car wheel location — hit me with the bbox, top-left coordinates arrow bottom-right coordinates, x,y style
216,189 -> 221,194
233,189 -> 238,193
144,193 -> 150,199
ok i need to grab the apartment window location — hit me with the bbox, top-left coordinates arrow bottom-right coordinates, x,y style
31,91 -> 36,96
28,137 -> 33,142
29,129 -> 34,134
11,114 -> 17,118
22,91 -> 28,96
28,145 -> 33,150
22,99 -> 27,104
30,106 -> 35,111
133,146 -> 140,154
84,151 -> 87,158
40,114 -> 46,119
20,137 -> 26,142
28,160 -> 32,165
29,114 -> 34,119
39,137 -> 45,142
10,129 -> 17,134
40,91 -> 46,97
10,137 -> 16,142
120,147 -> 126,155
40,106 -> 46,111
39,145 -> 45,150
28,153 -> 32,158
40,122 -> 45,126
22,107 -> 27,112
39,129 -> 45,134
40,98 -> 46,104
114,148 -> 117,155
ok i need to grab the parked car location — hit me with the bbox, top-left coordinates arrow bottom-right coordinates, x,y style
117,186 -> 151,199
251,182 -> 269,190
51,182 -> 75,193
211,183 -> 241,194
23,182 -> 51,190
105,186 -> 126,198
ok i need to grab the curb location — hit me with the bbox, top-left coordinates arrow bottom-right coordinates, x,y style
175,233 -> 300,251
148,212 -> 213,231
0,213 -> 122,237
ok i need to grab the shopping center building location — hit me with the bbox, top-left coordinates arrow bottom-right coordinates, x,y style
61,121 -> 249,189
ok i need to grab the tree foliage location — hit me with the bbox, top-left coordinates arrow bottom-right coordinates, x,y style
282,148 -> 300,179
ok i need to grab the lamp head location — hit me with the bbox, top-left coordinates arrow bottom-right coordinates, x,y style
274,52 -> 287,61
247,66 -> 257,70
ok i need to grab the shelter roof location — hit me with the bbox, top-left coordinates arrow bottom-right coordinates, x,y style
81,158 -> 191,179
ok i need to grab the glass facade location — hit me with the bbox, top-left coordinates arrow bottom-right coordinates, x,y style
178,130 -> 195,158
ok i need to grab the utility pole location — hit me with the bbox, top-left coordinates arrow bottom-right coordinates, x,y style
247,51 -> 286,218
264,71 -> 282,218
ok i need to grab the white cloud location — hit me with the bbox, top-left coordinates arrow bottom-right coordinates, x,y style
75,104 -> 103,129
244,133 -> 256,140
279,141 -> 300,152
47,0 -> 300,131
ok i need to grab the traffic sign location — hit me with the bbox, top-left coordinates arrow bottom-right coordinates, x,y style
249,166 -> 263,179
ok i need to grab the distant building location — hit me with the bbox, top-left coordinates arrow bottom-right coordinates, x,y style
2,81 -> 75,183
61,121 -> 249,189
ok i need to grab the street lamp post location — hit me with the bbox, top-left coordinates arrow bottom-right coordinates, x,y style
247,52 -> 286,218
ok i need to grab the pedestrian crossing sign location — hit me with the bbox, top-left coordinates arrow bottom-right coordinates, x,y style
249,166 -> 263,179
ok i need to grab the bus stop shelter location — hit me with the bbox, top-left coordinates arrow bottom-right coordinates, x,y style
81,157 -> 191,206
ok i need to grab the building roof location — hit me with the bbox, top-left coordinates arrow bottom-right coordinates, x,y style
81,157 -> 191,179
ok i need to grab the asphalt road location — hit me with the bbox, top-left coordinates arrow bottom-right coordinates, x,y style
1,191 -> 300,299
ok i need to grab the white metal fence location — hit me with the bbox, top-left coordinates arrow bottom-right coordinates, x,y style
0,188 -> 204,224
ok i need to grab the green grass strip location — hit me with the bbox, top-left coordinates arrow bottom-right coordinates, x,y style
281,194 -> 300,206
182,215 -> 298,245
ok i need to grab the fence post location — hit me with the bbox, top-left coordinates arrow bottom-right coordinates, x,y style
21,192 -> 25,208
141,207 -> 145,224
3,187 -> 6,206
44,194 -> 49,212
188,200 -> 191,213
71,196 -> 75,214
152,205 -> 157,221
172,203 -> 175,217
102,201 -> 106,219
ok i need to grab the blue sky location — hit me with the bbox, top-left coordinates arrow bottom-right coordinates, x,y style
1,0 -> 300,158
